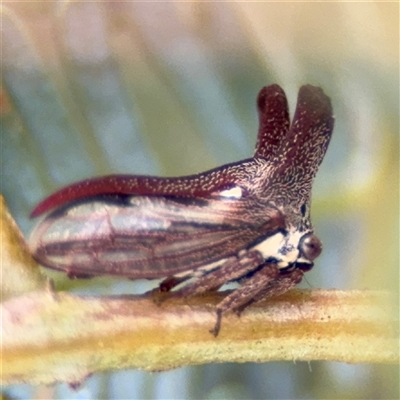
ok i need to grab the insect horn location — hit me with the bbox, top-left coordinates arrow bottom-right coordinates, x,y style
270,85 -> 334,197
254,84 -> 290,159
278,85 -> 333,172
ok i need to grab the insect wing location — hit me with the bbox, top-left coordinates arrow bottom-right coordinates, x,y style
30,195 -> 284,279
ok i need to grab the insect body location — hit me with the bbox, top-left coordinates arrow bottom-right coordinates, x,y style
29,84 -> 334,336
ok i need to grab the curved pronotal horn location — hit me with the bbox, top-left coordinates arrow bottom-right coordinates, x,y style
274,85 -> 334,182
254,84 -> 290,160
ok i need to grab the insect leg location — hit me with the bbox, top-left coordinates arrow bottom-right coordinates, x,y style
159,276 -> 191,292
233,268 -> 304,315
170,250 -> 265,298
211,263 -> 281,336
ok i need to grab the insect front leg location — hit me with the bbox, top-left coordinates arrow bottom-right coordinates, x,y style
211,262 -> 281,336
233,268 -> 304,316
169,250 -> 265,298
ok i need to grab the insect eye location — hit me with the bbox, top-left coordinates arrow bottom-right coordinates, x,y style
299,233 -> 322,261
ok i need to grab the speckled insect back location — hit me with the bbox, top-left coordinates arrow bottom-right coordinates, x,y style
29,84 -> 334,336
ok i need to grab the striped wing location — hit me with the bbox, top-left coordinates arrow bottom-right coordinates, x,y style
29,194 -> 284,279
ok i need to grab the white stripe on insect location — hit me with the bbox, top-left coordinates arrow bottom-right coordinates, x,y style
218,186 -> 243,199
251,228 -> 305,269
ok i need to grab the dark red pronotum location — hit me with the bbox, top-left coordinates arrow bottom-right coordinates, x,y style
29,84 -> 334,336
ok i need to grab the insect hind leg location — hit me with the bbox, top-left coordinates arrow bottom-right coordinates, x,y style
159,276 -> 190,292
